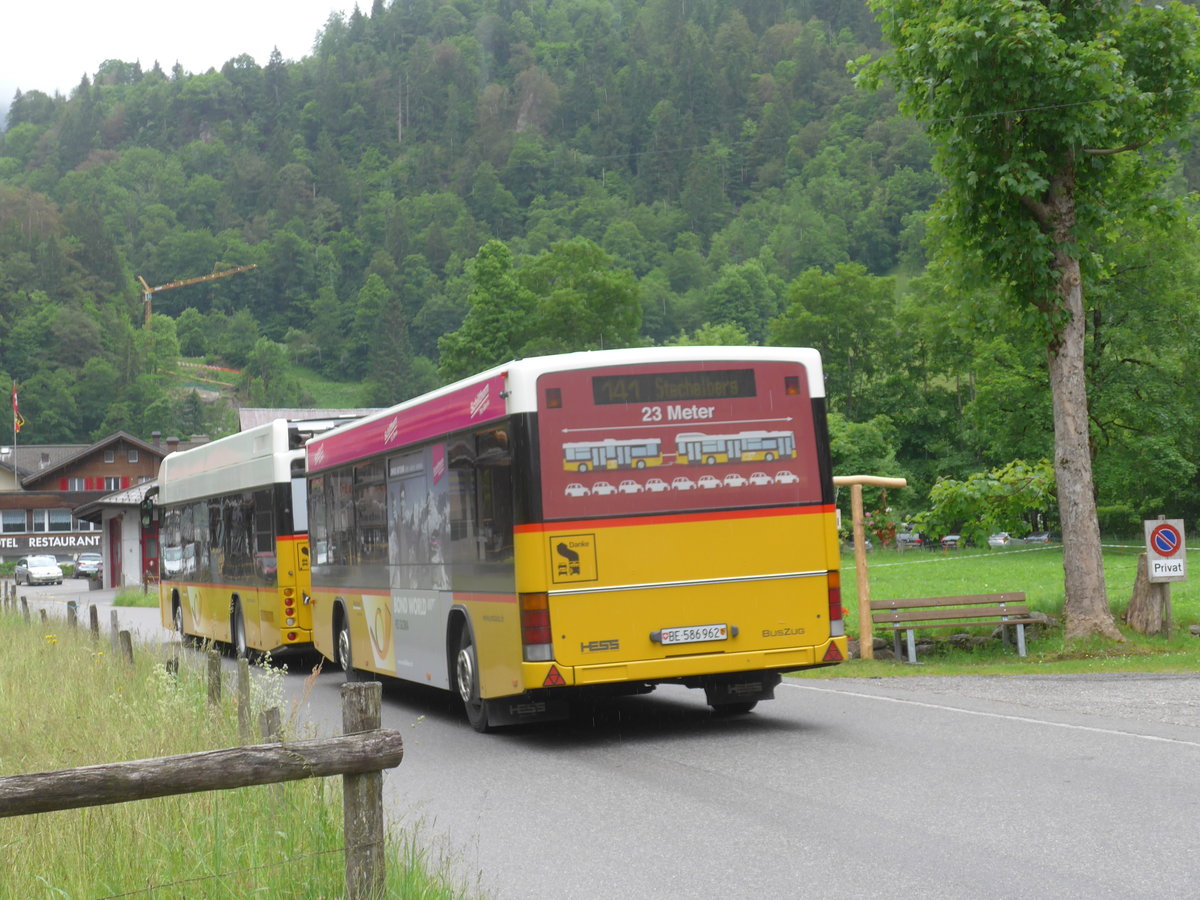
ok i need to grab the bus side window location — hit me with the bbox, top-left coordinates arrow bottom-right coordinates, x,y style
476,428 -> 513,560
448,438 -> 479,563
354,460 -> 387,564
329,470 -> 355,566
309,476 -> 329,566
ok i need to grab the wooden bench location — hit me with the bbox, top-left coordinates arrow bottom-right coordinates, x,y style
869,592 -> 1036,663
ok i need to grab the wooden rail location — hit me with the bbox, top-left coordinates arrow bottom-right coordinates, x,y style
0,727 -> 404,816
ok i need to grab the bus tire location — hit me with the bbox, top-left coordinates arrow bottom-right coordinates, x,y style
231,602 -> 248,660
337,614 -> 361,682
172,599 -> 189,646
455,627 -> 491,733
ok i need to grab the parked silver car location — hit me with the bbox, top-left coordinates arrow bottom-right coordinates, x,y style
15,555 -> 64,585
74,552 -> 103,577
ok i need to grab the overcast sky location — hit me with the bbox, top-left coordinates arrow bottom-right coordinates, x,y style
3,0 -> 353,120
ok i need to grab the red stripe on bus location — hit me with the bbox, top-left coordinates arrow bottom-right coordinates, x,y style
515,504 -> 835,534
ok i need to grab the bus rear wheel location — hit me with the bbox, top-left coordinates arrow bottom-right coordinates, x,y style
455,629 -> 491,733
337,616 -> 361,682
172,601 -> 189,647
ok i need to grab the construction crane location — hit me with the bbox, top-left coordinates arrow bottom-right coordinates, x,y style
137,263 -> 258,327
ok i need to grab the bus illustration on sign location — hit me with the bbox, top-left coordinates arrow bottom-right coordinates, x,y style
562,437 -> 664,472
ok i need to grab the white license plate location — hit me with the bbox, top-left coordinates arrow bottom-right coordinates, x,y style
660,623 -> 728,645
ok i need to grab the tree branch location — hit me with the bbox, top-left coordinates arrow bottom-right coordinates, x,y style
1082,139 -> 1151,156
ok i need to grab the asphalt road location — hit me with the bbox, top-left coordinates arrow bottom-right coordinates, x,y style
16,584 -> 1200,899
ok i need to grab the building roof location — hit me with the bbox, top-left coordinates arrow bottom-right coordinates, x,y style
74,479 -> 157,523
21,432 -> 169,488
0,444 -> 87,479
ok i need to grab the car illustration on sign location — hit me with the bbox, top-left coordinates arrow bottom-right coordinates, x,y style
697,474 -> 722,489
774,471 -> 800,484
591,481 -> 618,496
644,477 -> 670,493
671,476 -> 697,491
722,473 -> 748,488
748,471 -> 773,486
618,480 -> 644,494
564,483 -> 590,497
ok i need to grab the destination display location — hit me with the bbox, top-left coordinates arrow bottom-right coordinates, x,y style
591,369 -> 756,405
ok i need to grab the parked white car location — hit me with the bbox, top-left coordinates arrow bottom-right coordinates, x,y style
15,555 -> 64,585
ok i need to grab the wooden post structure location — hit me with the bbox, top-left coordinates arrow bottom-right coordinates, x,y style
89,605 -> 100,640
207,650 -> 222,704
119,631 -> 134,665
342,682 -> 385,900
110,610 -> 120,655
833,475 -> 908,661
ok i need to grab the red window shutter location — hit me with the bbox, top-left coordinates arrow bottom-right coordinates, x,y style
61,478 -> 69,490
122,476 -> 131,489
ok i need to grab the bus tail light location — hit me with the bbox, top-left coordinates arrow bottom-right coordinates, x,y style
827,571 -> 844,637
520,593 -> 554,662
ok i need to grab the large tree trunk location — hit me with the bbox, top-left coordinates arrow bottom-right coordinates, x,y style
1042,173 -> 1123,641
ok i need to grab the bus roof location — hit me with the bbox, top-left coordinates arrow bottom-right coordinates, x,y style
306,347 -> 825,475
158,418 -> 303,504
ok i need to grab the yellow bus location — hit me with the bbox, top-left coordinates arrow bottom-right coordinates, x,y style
305,347 -> 846,731
157,419 -> 315,658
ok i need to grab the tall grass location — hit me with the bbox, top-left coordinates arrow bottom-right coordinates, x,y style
0,610 -> 476,899
828,543 -> 1200,674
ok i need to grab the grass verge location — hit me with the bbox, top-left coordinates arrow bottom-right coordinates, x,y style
0,610 -> 477,898
801,543 -> 1200,677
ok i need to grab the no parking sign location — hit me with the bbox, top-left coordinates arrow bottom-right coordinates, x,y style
1144,519 -> 1187,583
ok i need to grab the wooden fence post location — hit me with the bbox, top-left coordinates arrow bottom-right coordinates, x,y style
119,631 -> 134,665
207,650 -> 222,704
67,601 -> 78,630
260,707 -> 281,743
40,609 -> 48,624
237,659 -> 252,742
110,610 -> 120,655
21,596 -> 29,623
89,605 -> 99,640
342,682 -> 385,900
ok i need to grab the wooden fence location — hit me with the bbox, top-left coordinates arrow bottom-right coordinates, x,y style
0,580 -> 402,899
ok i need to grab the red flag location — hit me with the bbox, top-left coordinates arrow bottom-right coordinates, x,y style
11,384 -> 25,433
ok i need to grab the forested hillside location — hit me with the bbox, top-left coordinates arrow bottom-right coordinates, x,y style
3,0 -> 1200,529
